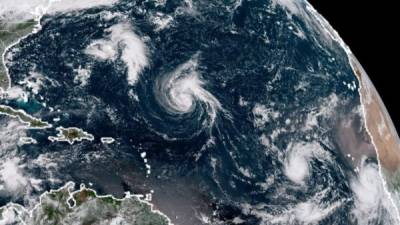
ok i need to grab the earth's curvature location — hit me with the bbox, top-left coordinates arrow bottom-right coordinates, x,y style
0,0 -> 399,224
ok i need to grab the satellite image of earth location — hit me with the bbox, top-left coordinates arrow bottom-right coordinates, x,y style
0,0 -> 400,224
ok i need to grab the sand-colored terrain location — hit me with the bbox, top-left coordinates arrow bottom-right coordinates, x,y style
351,56 -> 400,174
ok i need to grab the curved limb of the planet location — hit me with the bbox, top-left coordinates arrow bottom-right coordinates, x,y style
350,55 -> 400,216
303,0 -> 400,218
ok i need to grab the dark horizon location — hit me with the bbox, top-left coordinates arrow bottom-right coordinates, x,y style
308,1 -> 399,131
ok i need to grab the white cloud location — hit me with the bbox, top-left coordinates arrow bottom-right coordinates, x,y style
73,66 -> 91,86
154,54 -> 226,129
0,121 -> 45,201
85,23 -> 149,85
252,104 -> 280,128
149,12 -> 173,31
0,158 -> 28,193
293,200 -> 342,224
47,0 -> 118,14
17,71 -> 45,95
0,0 -> 48,22
303,93 -> 339,131
271,0 -> 302,15
0,0 -> 118,23
1,86 -> 28,101
0,206 -> 20,225
351,159 -> 399,224
0,120 -> 27,151
85,39 -> 118,60
239,189 -> 343,225
284,141 -> 330,185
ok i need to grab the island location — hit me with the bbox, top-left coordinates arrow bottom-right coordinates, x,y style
19,137 -> 38,145
100,137 -> 115,144
0,182 -> 171,225
48,127 -> 94,144
0,104 -> 51,128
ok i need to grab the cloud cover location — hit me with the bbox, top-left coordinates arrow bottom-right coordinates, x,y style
0,0 -> 118,22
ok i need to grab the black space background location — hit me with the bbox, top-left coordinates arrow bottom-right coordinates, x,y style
307,1 -> 399,131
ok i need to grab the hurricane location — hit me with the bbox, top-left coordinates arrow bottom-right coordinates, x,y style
0,0 -> 399,224
141,53 -> 227,140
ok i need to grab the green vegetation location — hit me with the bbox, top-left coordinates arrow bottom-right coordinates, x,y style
384,168 -> 400,192
0,104 -> 50,128
99,196 -> 122,207
0,19 -> 37,90
43,205 -> 61,221
0,183 -> 170,225
62,128 -> 87,140
49,127 -> 94,144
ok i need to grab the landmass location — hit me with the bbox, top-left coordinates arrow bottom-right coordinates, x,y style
1,20 -> 96,144
350,55 -> 400,214
19,137 -> 38,145
0,104 -> 51,128
100,137 -> 115,144
0,182 -> 170,225
48,127 -> 94,144
0,105 -> 98,144
1,5 -> 165,224
305,2 -> 400,215
0,20 -> 52,130
351,57 -> 400,178
1,20 -> 37,90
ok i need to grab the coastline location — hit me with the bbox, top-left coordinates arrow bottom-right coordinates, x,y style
0,4 -> 49,91
0,1 -> 176,224
0,181 -> 173,225
304,0 -> 400,220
